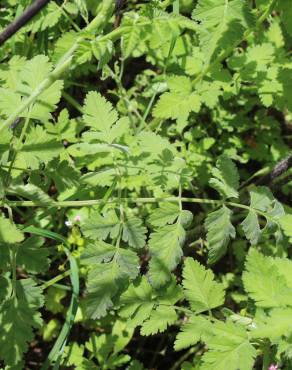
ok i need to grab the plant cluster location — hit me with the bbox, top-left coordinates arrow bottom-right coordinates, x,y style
0,0 -> 291,369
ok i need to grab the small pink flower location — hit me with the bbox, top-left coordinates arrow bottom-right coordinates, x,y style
74,215 -> 81,222
269,365 -> 278,370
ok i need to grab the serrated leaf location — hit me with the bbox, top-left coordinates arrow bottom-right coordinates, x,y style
279,214 -> 292,242
149,223 -> 186,287
205,206 -> 235,264
122,20 -> 141,59
9,183 -> 55,206
0,279 -> 43,367
74,0 -> 88,22
92,38 -> 114,69
153,91 -> 201,128
243,249 -> 292,308
209,155 -> 239,199
241,210 -> 261,245
82,241 -> 139,319
201,321 -> 256,370
83,91 -> 118,132
0,215 -> 24,244
122,216 -> 147,249
175,316 -> 211,351
26,2 -> 62,32
82,210 -> 120,241
19,126 -> 63,169
249,186 -> 274,212
149,203 -> 180,227
182,258 -> 225,313
252,307 -> 292,340
119,277 -> 155,328
17,236 -> 49,273
141,306 -> 177,336
45,286 -> 66,314
0,55 -> 64,122
192,0 -> 254,63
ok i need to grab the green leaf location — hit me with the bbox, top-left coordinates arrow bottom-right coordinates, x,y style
122,17 -> 142,58
200,321 -> 256,370
252,307 -> 292,340
45,286 -> 66,314
119,277 -> 155,328
249,186 -> 274,212
149,223 -> 186,287
26,2 -> 62,32
278,0 -> 292,36
17,236 -> 49,273
82,211 -> 146,249
0,215 -> 24,244
241,186 -> 283,245
46,160 -> 80,198
140,306 -> 177,336
83,91 -> 118,132
81,241 -> 139,319
74,0 -> 88,22
205,206 -> 236,264
82,210 -> 120,241
153,91 -> 201,129
0,55 -> 63,122
175,316 -> 211,351
148,203 -> 180,227
122,216 -> 147,249
0,279 -> 43,367
279,214 -> 292,242
19,126 -> 63,169
182,258 -> 225,313
241,210 -> 261,245
9,183 -> 55,206
192,0 -> 254,63
243,249 -> 292,308
92,38 -> 114,69
209,155 -> 239,199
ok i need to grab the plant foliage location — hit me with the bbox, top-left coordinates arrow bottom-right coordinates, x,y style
0,0 -> 291,368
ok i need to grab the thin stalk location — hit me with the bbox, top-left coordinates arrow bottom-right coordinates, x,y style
3,196 -> 222,207
170,347 -> 196,370
41,270 -> 71,290
5,108 -> 31,187
6,208 -> 18,297
62,91 -> 83,113
3,196 -> 275,223
56,0 -> 81,32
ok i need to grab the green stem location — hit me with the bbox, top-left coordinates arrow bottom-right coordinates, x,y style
5,108 -> 31,187
41,270 -> 71,290
62,91 -> 83,113
10,246 -> 17,297
3,196 -> 275,224
3,196 -> 221,207
170,347 -> 196,370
